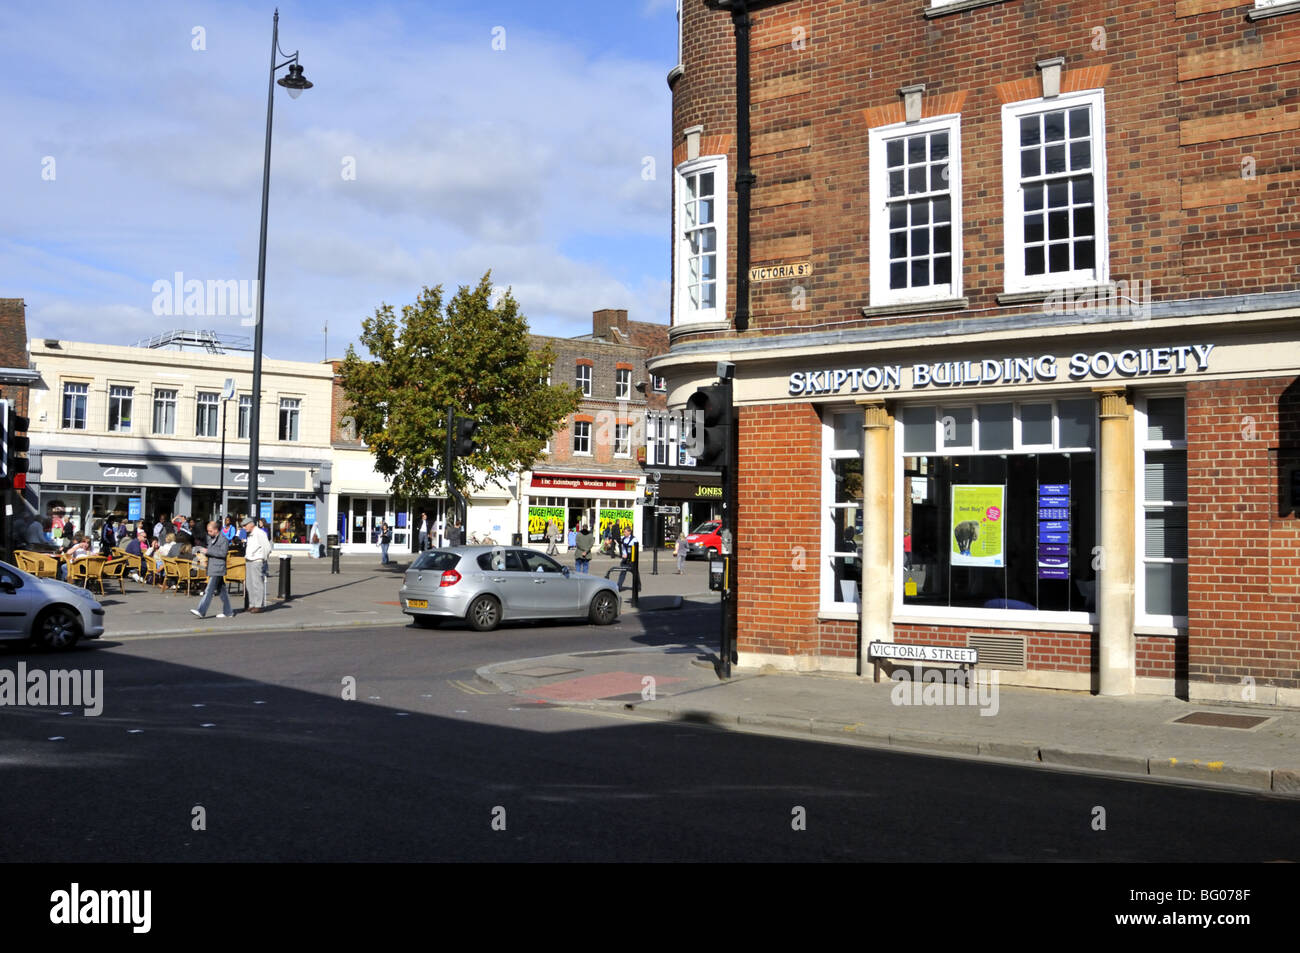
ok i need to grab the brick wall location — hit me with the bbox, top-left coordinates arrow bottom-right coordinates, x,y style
0,299 -> 30,417
736,401 -> 822,658
1187,376 -> 1300,689
671,0 -> 1300,339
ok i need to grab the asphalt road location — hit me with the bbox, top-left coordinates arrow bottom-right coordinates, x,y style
2,607 -> 1298,862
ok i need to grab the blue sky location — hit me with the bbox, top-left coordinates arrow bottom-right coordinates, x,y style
0,0 -> 678,359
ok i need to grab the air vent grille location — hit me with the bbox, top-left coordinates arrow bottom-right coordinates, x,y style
966,634 -> 1026,670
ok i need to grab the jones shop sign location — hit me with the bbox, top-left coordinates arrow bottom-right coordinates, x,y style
789,344 -> 1216,396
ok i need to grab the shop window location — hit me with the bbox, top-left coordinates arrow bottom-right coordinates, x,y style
895,399 -> 1098,618
869,115 -> 961,306
823,411 -> 864,607
238,395 -> 252,439
153,388 -> 177,435
1002,90 -> 1108,294
107,385 -> 133,432
61,382 -> 88,430
196,391 -> 220,437
675,156 -> 727,325
572,420 -> 592,455
279,398 -> 301,442
576,364 -> 592,397
1137,395 -> 1188,622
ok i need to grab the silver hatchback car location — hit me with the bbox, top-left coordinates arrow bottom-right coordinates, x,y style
399,546 -> 620,632
0,559 -> 106,649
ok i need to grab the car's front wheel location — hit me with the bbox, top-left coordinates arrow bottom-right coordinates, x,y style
588,591 -> 618,625
466,595 -> 501,632
34,606 -> 82,650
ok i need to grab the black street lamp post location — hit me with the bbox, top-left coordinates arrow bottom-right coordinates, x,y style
219,378 -> 235,520
248,8 -> 312,525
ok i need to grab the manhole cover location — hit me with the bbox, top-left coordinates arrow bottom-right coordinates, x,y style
502,666 -> 583,678
1172,711 -> 1272,730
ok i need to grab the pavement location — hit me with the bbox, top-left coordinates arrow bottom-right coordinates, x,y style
90,551 -> 1300,799
477,633 -> 1300,800
96,548 -> 717,640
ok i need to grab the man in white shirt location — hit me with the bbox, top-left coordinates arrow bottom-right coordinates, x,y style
242,516 -> 273,612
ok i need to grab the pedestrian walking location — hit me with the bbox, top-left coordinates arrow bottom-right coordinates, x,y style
418,511 -> 430,551
191,521 -> 234,619
379,521 -> 392,564
242,516 -> 272,612
449,520 -> 464,547
674,532 -> 688,573
545,520 -> 559,555
575,523 -> 594,575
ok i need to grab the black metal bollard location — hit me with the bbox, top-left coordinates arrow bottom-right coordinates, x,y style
330,546 -> 340,574
630,541 -> 640,608
277,554 -> 292,600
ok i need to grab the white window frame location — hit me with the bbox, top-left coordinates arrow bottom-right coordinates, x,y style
820,411 -> 865,617
572,420 -> 592,456
652,375 -> 667,393
61,382 -> 88,431
576,364 -> 592,397
869,113 -> 962,307
614,422 -> 630,457
616,368 -> 632,400
195,391 -> 220,437
279,397 -> 301,442
237,394 -> 252,439
673,154 -> 728,327
1002,89 -> 1109,295
1134,392 -> 1188,630
107,384 -> 133,433
888,397 -> 1101,628
152,388 -> 176,436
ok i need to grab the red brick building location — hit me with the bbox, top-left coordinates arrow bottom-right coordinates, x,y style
0,299 -> 38,554
652,0 -> 1300,704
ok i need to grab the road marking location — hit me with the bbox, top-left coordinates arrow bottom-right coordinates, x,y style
449,679 -> 491,695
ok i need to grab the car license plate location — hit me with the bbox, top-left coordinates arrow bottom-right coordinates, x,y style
407,599 -> 428,609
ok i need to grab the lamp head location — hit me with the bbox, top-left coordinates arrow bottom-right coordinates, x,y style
278,63 -> 313,99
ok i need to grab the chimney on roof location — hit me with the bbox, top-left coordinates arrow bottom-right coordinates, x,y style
593,309 -> 628,342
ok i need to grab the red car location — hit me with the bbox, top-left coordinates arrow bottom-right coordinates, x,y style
684,521 -> 723,559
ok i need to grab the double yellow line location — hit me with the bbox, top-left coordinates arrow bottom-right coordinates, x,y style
448,678 -> 492,695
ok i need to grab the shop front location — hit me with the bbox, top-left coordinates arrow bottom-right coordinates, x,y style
671,324 -> 1300,703
524,472 -> 641,551
645,475 -> 723,548
32,457 -> 184,544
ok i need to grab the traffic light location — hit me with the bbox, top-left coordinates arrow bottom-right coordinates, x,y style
686,385 -> 730,469
453,416 -> 479,458
3,407 -> 29,490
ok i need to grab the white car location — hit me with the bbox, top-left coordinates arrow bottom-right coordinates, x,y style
0,559 -> 106,649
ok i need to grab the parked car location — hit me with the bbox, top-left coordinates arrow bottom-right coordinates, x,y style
683,521 -> 723,559
0,559 -> 106,649
399,546 -> 620,632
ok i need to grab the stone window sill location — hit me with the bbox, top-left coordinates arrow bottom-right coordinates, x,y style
925,0 -> 1012,18
861,297 -> 970,318
1247,1 -> 1300,20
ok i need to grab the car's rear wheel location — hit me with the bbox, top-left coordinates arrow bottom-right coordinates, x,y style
588,591 -> 618,625
34,606 -> 82,650
411,616 -> 441,629
466,595 -> 501,632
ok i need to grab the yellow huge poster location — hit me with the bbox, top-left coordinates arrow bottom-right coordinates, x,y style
951,485 -> 1005,568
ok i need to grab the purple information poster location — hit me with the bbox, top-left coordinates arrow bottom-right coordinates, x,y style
1037,483 -> 1070,580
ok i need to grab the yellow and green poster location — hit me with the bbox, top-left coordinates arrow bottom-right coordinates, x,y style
598,508 -> 634,539
527,506 -> 565,543
951,485 -> 1005,567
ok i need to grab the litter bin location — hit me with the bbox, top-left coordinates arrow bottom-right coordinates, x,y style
277,554 -> 293,600
511,533 -> 523,546
329,546 -> 341,574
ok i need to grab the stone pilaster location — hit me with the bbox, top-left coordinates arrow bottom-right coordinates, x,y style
858,399 -> 894,678
1095,387 -> 1136,696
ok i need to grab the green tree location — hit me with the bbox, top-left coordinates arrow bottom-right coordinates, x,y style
338,273 -> 581,499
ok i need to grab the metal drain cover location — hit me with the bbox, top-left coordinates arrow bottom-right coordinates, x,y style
502,666 -> 583,678
1173,711 -> 1272,730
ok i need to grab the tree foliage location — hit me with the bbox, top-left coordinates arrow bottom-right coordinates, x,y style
338,273 -> 581,499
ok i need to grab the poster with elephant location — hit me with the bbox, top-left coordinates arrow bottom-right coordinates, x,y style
951,485 -> 1005,567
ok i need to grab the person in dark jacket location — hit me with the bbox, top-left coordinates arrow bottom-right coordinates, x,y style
191,520 -> 234,618
100,517 -> 118,555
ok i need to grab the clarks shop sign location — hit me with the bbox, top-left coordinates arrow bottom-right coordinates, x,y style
788,344 -> 1216,396
192,466 -> 307,490
55,460 -> 183,484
